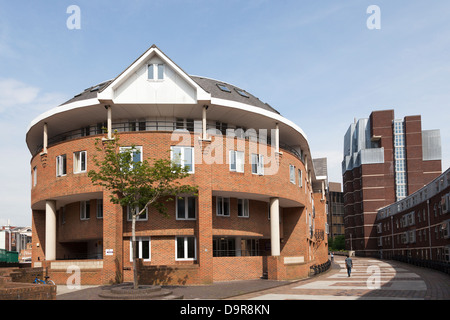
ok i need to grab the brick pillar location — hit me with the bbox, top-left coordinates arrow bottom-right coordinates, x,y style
102,191 -> 123,284
196,186 -> 213,284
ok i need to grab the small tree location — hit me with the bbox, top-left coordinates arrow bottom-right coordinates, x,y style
88,134 -> 197,289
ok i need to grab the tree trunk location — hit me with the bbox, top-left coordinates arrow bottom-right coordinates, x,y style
132,214 -> 138,289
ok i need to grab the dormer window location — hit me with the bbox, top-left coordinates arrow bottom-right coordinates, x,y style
148,63 -> 164,80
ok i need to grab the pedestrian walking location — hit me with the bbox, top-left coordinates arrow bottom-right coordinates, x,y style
345,255 -> 353,277
330,252 -> 334,262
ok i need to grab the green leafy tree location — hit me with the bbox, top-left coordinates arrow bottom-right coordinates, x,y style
88,134 -> 197,289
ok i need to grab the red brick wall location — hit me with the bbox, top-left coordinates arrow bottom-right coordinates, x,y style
30,131 -> 325,284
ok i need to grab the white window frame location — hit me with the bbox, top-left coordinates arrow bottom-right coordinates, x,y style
229,150 -> 244,173
80,201 -> 90,220
176,196 -> 197,220
73,151 -> 87,173
175,236 -> 196,261
130,237 -> 151,262
289,165 -> 296,184
119,146 -> 143,167
148,63 -> 164,81
56,154 -> 67,177
171,146 -> 194,174
127,205 -> 148,221
32,166 -> 37,187
251,153 -> 264,175
216,197 -> 230,217
238,199 -> 249,218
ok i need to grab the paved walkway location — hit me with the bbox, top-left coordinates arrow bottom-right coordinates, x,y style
227,256 -> 450,300
56,256 -> 450,300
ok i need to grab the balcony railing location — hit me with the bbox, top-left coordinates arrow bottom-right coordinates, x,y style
33,120 -> 305,163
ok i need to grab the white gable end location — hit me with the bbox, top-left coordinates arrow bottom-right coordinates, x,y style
114,57 -> 197,104
98,45 -> 210,105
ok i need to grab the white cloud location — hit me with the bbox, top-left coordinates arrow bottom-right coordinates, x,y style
0,78 -> 66,227
0,78 -> 40,112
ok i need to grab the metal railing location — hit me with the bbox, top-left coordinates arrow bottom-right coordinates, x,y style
33,120 -> 305,163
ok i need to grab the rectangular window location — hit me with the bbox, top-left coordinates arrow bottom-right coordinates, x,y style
96,199 -> 103,219
127,205 -> 148,221
73,151 -> 87,173
251,154 -> 264,175
119,146 -> 143,169
32,166 -> 37,187
238,199 -> 249,218
229,150 -> 244,173
157,64 -> 164,80
289,165 -> 296,184
148,63 -> 164,80
80,201 -> 90,220
56,154 -> 67,177
298,169 -> 302,187
148,64 -> 154,80
176,196 -> 196,220
176,236 -> 196,260
171,146 -> 194,173
130,237 -> 151,262
216,197 -> 230,216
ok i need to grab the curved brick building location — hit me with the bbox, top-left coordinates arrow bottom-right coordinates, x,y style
26,45 -> 329,285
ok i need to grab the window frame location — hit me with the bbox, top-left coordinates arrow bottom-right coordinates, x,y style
289,165 -> 296,184
229,150 -> 244,173
80,201 -> 90,220
176,196 -> 197,220
96,199 -> 103,219
148,63 -> 164,81
237,199 -> 249,218
175,236 -> 196,261
251,153 -> 264,175
127,205 -> 148,221
73,150 -> 87,174
129,236 -> 151,262
171,146 -> 194,174
56,154 -> 67,177
216,196 -> 230,217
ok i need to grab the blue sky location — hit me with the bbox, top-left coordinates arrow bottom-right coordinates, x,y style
0,0 -> 449,226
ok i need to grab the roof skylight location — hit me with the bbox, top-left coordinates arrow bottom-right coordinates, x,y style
235,88 -> 249,98
216,84 -> 231,93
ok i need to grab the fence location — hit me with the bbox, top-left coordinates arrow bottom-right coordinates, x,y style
392,255 -> 450,275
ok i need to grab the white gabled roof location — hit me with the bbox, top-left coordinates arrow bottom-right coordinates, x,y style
97,44 -> 211,103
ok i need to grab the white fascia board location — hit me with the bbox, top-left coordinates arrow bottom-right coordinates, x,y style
210,97 -> 309,143
26,98 -> 100,133
98,47 -> 211,102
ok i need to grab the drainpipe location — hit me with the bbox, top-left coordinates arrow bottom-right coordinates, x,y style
427,199 -> 432,259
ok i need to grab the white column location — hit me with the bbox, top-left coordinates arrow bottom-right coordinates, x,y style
202,105 -> 208,140
275,123 -> 280,153
107,105 -> 112,139
45,200 -> 57,261
42,123 -> 48,154
270,197 -> 280,256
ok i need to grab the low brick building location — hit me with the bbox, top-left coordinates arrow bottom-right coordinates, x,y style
376,167 -> 450,263
26,45 -> 329,285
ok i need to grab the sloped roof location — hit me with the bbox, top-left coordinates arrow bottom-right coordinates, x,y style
190,76 -> 280,114
59,45 -> 280,114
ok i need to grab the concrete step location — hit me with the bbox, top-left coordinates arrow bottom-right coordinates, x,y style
98,284 -> 183,300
